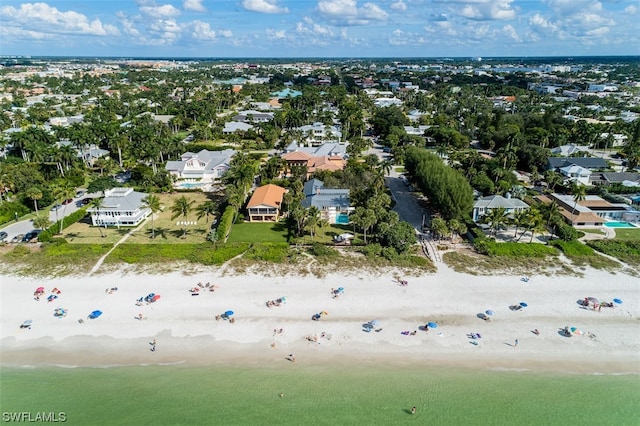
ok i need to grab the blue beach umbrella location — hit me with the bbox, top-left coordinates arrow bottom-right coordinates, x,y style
485,310 -> 495,316
519,302 -> 528,308
224,310 -> 234,316
427,322 -> 438,329
22,320 -> 33,325
613,298 -> 623,304
369,319 -> 379,326
338,287 -> 344,292
89,310 -> 102,319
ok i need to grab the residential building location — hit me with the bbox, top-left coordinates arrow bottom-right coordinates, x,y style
246,184 -> 287,222
547,157 -> 608,172
301,179 -> 352,224
232,110 -> 274,123
165,149 -> 235,185
472,194 -> 529,222
87,187 -> 150,227
536,193 -> 640,226
550,144 -> 590,156
295,122 -> 342,145
558,164 -> 592,186
57,139 -> 109,166
222,121 -> 254,134
589,172 -> 640,187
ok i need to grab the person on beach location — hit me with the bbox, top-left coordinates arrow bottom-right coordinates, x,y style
287,354 -> 295,362
514,339 -> 518,347
411,407 -> 416,415
533,329 -> 540,335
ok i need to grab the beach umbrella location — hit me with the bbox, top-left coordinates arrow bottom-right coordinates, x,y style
485,310 -> 495,316
570,327 -> 582,335
337,287 -> 344,292
224,310 -> 234,316
370,319 -> 379,326
519,302 -> 528,308
427,322 -> 438,329
280,296 -> 287,302
89,310 -> 102,319
36,287 -> 44,292
22,320 -> 33,325
152,295 -> 161,302
613,298 -> 623,304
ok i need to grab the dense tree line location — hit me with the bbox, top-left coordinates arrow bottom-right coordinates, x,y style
404,146 -> 474,221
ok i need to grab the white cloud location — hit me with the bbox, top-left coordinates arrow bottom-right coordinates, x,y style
529,13 -> 559,33
390,1 -> 407,12
242,0 -> 289,14
502,24 -> 520,42
452,0 -> 516,21
624,5 -> 637,14
138,0 -> 181,18
296,19 -> 335,37
190,20 -> 216,40
218,29 -> 233,38
266,28 -> 287,39
0,2 -> 119,36
183,0 -> 206,12
317,0 -> 389,25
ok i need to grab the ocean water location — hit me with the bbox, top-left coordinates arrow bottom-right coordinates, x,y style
1,365 -> 638,425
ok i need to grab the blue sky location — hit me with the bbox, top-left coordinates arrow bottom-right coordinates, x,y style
1,1 -> 639,58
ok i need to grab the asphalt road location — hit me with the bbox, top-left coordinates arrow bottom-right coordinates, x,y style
0,191 -> 98,243
365,143 -> 432,233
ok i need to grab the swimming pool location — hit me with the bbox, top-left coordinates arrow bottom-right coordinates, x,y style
177,182 -> 203,189
603,221 -> 637,228
335,213 -> 350,225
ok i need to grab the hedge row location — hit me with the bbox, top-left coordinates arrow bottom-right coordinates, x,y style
215,206 -> 237,242
39,208 -> 88,242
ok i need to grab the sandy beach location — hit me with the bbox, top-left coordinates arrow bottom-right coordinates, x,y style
1,264 -> 639,374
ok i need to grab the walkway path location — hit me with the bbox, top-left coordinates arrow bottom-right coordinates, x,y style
88,217 -> 151,276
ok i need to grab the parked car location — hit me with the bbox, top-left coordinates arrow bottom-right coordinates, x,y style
51,204 -> 62,211
0,231 -> 8,242
80,198 -> 92,205
62,198 -> 73,205
23,230 -> 41,242
11,234 -> 24,243
75,190 -> 86,198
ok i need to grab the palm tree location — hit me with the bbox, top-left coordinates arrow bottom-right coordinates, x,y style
526,210 -> 546,243
571,183 -> 587,226
90,197 -> 105,238
32,214 -> 51,230
511,210 -> 529,239
25,187 -> 43,214
52,184 -> 75,234
351,206 -> 376,244
305,206 -> 320,240
482,207 -> 509,236
171,196 -> 195,238
196,200 -> 217,224
142,193 -> 162,239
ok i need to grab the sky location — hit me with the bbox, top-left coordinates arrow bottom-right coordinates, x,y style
0,0 -> 639,58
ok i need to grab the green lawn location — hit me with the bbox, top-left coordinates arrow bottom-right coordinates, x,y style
615,228 -> 640,240
581,228 -> 605,235
227,221 -> 290,243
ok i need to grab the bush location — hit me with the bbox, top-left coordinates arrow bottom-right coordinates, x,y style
555,222 -> 579,241
243,243 -> 290,262
0,201 -> 30,226
359,243 -> 383,257
107,243 -> 249,265
308,243 -> 339,258
39,208 -> 88,242
550,240 -> 595,256
587,240 -> 640,266
214,206 -> 237,242
478,240 -> 557,257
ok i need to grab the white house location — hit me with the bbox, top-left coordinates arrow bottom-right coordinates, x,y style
87,188 -> 150,227
472,194 -> 529,222
165,149 -> 235,185
559,165 -> 592,186
222,121 -> 254,134
295,122 -> 342,145
550,144 -> 590,156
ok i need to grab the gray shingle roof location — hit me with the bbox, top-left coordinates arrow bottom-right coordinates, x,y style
301,179 -> 350,209
548,157 -> 608,170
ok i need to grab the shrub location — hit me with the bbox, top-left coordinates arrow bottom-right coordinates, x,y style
214,206 -> 237,242
550,240 -> 595,256
243,243 -> 290,263
308,243 -> 339,258
555,222 -> 580,241
478,240 -> 557,257
39,208 -> 87,242
359,243 -> 382,257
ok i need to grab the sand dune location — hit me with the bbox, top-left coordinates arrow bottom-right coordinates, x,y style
1,264 -> 638,373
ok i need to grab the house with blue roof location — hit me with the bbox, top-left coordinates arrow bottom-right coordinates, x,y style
302,179 -> 352,224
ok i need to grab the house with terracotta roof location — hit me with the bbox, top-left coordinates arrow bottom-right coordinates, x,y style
246,184 -> 287,222
536,193 -> 640,226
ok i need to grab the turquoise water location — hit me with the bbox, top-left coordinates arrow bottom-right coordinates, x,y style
603,221 -> 637,228
1,365 -> 638,425
178,182 -> 203,189
336,213 -> 350,224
